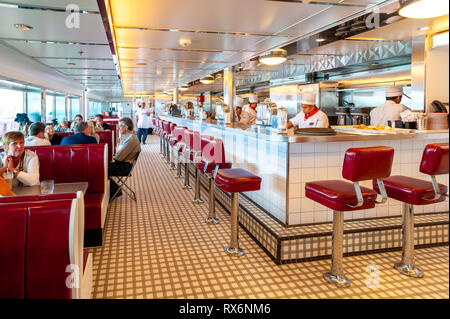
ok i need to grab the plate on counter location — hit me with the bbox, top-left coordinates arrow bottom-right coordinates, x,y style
331,125 -> 415,135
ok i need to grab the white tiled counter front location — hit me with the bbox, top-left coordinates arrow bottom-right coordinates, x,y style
288,136 -> 449,225
160,116 -> 449,226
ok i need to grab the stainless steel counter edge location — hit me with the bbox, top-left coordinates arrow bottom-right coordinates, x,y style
159,115 -> 449,143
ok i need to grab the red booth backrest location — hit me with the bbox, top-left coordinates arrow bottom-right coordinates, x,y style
420,143 -> 449,176
342,146 -> 394,182
58,132 -> 73,138
25,144 -> 106,194
97,130 -> 114,162
0,204 -> 27,298
0,193 -> 76,204
0,199 -> 76,299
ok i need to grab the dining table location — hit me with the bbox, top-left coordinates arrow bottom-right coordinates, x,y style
12,182 -> 88,196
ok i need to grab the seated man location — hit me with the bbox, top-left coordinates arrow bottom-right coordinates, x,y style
60,121 -> 98,145
109,117 -> 141,198
25,122 -> 52,146
70,114 -> 83,130
56,117 -> 71,132
95,114 -> 110,130
45,123 -> 63,145
0,176 -> 15,197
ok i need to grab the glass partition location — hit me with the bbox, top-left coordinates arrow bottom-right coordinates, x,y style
69,96 -> 81,121
55,95 -> 65,122
46,94 -> 55,122
27,89 -> 42,122
0,86 -> 24,135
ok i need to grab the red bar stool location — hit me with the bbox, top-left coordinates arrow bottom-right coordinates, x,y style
373,143 -> 449,278
162,121 -> 171,161
305,146 -> 394,288
194,136 -> 232,213
215,168 -> 262,256
181,129 -> 201,190
164,122 -> 177,164
169,126 -> 187,172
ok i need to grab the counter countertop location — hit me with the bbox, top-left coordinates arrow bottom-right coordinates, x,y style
159,115 -> 449,143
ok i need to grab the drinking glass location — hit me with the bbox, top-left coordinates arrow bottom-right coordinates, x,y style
2,171 -> 13,188
40,180 -> 55,194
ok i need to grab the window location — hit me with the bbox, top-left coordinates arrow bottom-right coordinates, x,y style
27,89 -> 42,122
55,95 -> 66,122
46,94 -> 55,122
69,96 -> 80,121
0,87 -> 24,136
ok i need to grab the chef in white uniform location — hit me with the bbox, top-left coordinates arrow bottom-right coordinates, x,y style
370,87 -> 408,126
239,94 -> 258,125
287,92 -> 329,129
235,96 -> 244,122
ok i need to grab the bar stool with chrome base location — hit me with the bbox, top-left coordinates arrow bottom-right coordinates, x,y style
161,121 -> 172,162
195,136 -> 232,220
181,129 -> 201,190
169,126 -> 186,172
164,122 -> 177,165
373,143 -> 449,278
306,146 -> 394,288
214,168 -> 262,256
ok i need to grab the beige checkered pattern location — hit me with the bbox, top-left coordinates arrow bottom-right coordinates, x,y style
89,135 -> 449,299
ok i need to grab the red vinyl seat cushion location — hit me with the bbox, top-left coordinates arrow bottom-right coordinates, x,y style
373,176 -> 448,206
214,168 -> 261,193
305,180 -> 377,211
196,160 -> 232,174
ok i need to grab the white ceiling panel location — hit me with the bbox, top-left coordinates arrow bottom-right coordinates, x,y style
120,60 -> 225,69
114,28 -> 290,52
59,69 -> 118,76
110,0 -> 325,35
4,41 -> 112,59
117,47 -> 240,63
35,58 -> 115,69
0,7 -> 108,43
4,0 -> 100,11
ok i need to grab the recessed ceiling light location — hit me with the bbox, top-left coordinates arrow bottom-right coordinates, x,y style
14,24 -> 33,31
371,62 -> 380,66
399,0 -> 449,19
418,26 -> 431,31
316,38 -> 326,42
136,63 -> 147,66
67,62 -> 76,66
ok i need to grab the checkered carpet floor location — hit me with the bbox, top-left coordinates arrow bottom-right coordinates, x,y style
89,135 -> 449,299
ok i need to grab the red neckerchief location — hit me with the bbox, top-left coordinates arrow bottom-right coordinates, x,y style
304,107 -> 319,120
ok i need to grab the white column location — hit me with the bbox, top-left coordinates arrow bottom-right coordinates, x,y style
82,90 -> 88,119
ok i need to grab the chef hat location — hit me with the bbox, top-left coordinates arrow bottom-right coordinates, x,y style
235,96 -> 244,107
386,86 -> 403,98
301,92 -> 316,105
264,98 -> 271,103
249,94 -> 258,103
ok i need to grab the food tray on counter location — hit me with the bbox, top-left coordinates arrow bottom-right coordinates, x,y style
331,125 -> 415,135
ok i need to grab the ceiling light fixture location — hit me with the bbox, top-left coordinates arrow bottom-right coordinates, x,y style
200,75 -> 215,84
136,62 -> 147,66
67,62 -> 76,66
316,38 -> 326,42
418,26 -> 431,31
14,24 -> 33,31
399,0 -> 449,19
179,85 -> 189,91
258,49 -> 287,66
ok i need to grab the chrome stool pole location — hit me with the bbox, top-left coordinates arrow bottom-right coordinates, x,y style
225,192 -> 244,257
395,203 -> 424,278
204,176 -> 219,224
183,162 -> 192,189
193,168 -> 204,204
165,140 -> 171,163
324,210 -> 350,288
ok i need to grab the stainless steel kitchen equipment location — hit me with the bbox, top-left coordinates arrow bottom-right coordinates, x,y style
256,100 -> 277,126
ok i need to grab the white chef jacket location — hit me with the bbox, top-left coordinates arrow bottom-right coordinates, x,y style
137,107 -> 152,129
370,100 -> 408,127
239,105 -> 257,125
289,109 -> 329,128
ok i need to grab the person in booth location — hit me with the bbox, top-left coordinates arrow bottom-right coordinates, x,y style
0,131 -> 40,187
70,114 -> 83,130
240,94 -> 258,125
109,117 -> 141,198
25,122 -> 52,146
287,92 -> 329,129
45,123 -> 63,145
96,114 -> 110,130
60,121 -> 97,145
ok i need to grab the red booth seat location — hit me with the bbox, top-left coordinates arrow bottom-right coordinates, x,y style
25,144 -> 109,246
0,198 -> 91,299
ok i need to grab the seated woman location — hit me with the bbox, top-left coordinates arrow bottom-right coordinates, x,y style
0,131 -> 40,187
45,123 -> 63,145
88,120 -> 101,143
